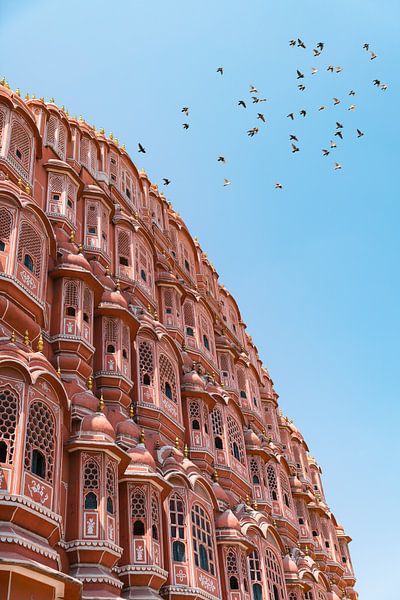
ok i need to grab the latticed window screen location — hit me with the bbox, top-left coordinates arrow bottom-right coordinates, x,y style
250,458 -> 261,484
151,492 -> 159,539
83,287 -> 92,320
226,547 -> 238,575
80,137 -> 97,173
289,593 -> 299,600
305,592 -> 314,600
17,221 -> 43,278
117,230 -> 131,268
0,106 -> 8,150
84,459 -> 100,489
138,340 -> 154,385
227,415 -> 245,464
46,115 -> 67,160
280,472 -> 292,508
317,591 -> 326,600
106,461 -> 116,513
159,353 -> 177,402
267,464 -> 279,500
0,387 -> 18,464
191,504 -> 215,575
265,548 -> 286,600
0,207 -> 13,247
9,117 -> 32,174
24,401 -> 55,483
122,326 -> 130,356
249,550 -> 262,583
211,407 -> 224,436
189,400 -> 201,419
169,493 -> 185,540
164,288 -> 174,313
109,152 -> 119,184
183,301 -> 196,327
105,318 -> 119,344
64,280 -> 79,311
237,367 -> 247,396
131,488 -> 146,517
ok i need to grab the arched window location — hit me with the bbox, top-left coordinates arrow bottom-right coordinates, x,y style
117,229 -> 132,277
169,492 -> 186,561
203,334 -> 210,351
227,415 -> 245,464
280,472 -> 292,509
183,302 -> 196,339
237,367 -> 247,399
17,221 -> 43,280
64,280 -> 79,319
24,401 -> 55,483
151,492 -> 160,541
192,419 -> 200,430
139,340 -> 154,386
191,504 -> 215,575
85,491 -> 98,509
46,115 -> 67,160
106,462 -> 116,515
265,548 -> 285,600
131,488 -> 146,537
83,459 -> 100,511
211,407 -> 224,450
230,576 -> 239,590
165,382 -> 173,400
227,548 -> 239,590
253,583 -> 263,600
215,436 -> 223,449
186,326 -> 194,337
0,207 -> 13,256
159,353 -> 177,404
267,464 -> 279,502
133,520 -> 145,535
8,117 -> 32,179
0,387 -> 18,464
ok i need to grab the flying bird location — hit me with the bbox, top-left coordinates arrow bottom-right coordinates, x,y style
289,134 -> 298,141
311,67 -> 318,75
363,43 -> 369,51
257,98 -> 268,103
297,38 -> 306,48
317,42 -> 324,50
335,66 -> 343,73
223,178 -> 231,186
182,123 -> 189,129
287,113 -> 295,120
370,51 -> 377,60
247,127 -> 259,137
300,110 -> 307,117
181,107 -> 189,115
289,39 -> 296,47
332,98 -> 340,106
298,84 -> 306,91
313,49 -> 321,57
327,65 -> 334,72
217,67 -> 224,75
380,83 -> 388,91
275,182 -> 283,189
373,79 -> 381,86
238,100 -> 247,108
322,149 -> 330,156
291,143 -> 300,153
349,90 -> 356,96
217,156 -> 226,162
334,162 -> 342,170
296,69 -> 305,79
348,104 -> 356,111
252,96 -> 260,103
138,143 -> 146,153
334,131 -> 343,139
163,178 -> 171,185
318,106 -> 327,111
249,85 -> 258,93
336,121 -> 344,129
356,129 -> 364,137
257,113 -> 266,122
330,140 -> 337,148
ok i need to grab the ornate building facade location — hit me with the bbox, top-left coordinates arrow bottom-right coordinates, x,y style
0,81 -> 356,600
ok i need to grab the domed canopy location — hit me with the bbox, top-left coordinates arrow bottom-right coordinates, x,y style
128,442 -> 156,469
81,411 -> 115,440
116,418 -> 140,439
283,554 -> 299,575
244,428 -> 261,447
182,369 -> 206,389
101,289 -> 128,309
215,509 -> 241,531
62,250 -> 91,271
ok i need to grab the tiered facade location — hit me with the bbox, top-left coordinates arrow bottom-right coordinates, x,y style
0,81 -> 356,600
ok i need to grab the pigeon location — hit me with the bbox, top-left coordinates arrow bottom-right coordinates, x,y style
181,107 -> 189,115
348,104 -> 356,111
238,100 -> 247,108
275,182 -> 283,189
138,143 -> 146,153
313,49 -> 321,57
247,127 -> 259,137
327,65 -> 334,72
311,67 -> 318,75
300,110 -> 307,117
317,42 -> 324,50
334,131 -> 343,139
335,66 -> 343,73
349,90 -> 356,96
380,83 -> 388,91
318,106 -> 327,111
252,96 -> 260,103
336,121 -> 344,129
330,140 -> 337,148
370,51 -> 377,60
333,98 -> 341,105
289,39 -> 296,47
356,129 -> 364,137
297,38 -> 306,48
249,85 -> 258,93
163,178 -> 171,185
297,69 -> 305,79
217,67 -> 224,75
322,149 -> 330,156
183,123 -> 189,129
217,156 -> 226,162
363,43 -> 369,51
291,143 -> 300,153
257,113 -> 266,122
287,113 -> 295,120
334,162 -> 342,170
289,134 -> 298,141
223,178 -> 231,186
298,84 -> 306,91
257,98 -> 268,103
373,79 -> 381,86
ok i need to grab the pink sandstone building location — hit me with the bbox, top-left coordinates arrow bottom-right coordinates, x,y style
0,81 -> 356,600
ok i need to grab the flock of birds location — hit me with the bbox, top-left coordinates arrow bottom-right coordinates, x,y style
136,39 -> 389,190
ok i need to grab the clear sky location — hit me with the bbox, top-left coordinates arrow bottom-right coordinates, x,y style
1,0 -> 399,597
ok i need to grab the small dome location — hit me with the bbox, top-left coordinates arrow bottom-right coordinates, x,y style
212,481 -> 230,505
62,251 -> 91,271
182,369 -> 206,389
244,428 -> 261,447
283,554 -> 299,575
116,418 -> 140,439
291,474 -> 303,492
215,509 -> 241,531
101,289 -> 128,309
128,443 -> 156,469
71,390 -> 98,412
81,411 -> 115,439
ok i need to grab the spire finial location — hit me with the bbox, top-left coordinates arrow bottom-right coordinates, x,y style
87,375 -> 93,391
10,331 -> 16,343
175,437 -> 180,450
129,404 -> 135,419
23,330 -> 30,346
57,366 -> 61,378
98,393 -> 105,412
69,230 -> 75,242
140,428 -> 145,443
212,470 -> 219,483
15,88 -> 20,97
37,332 -> 44,352
184,444 -> 189,458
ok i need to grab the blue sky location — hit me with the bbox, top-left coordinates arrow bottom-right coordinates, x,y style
1,0 -> 399,597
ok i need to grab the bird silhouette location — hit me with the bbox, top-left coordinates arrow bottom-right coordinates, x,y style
257,113 -> 266,122
181,107 -> 189,115
334,131 -> 343,139
322,149 -> 330,156
373,79 -> 381,86
238,100 -> 247,108
138,143 -> 146,153
336,122 -> 344,129
297,38 -> 306,48
327,65 -> 334,72
289,134 -> 298,141
311,67 -> 318,75
335,66 -> 343,73
217,156 -> 226,163
349,90 -> 356,96
223,178 -> 231,186
300,110 -> 307,117
318,106 -> 327,111
249,85 -> 258,93
356,129 -> 364,137
163,178 -> 171,185
247,127 -> 259,137
297,70 -> 305,79
380,83 -> 388,91
330,140 -> 337,148
348,104 -> 356,111
289,39 -> 296,47
363,43 -> 370,51
217,67 -> 224,75
298,84 -> 306,91
275,182 -> 283,189
333,98 -> 341,105
183,123 -> 189,129
334,162 -> 342,170
287,113 -> 295,120
291,143 -> 300,153
370,51 -> 377,60
313,49 -> 321,57
317,42 -> 324,50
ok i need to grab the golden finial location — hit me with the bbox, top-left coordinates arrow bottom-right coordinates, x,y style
57,366 -> 61,378
305,545 -> 309,555
273,519 -> 278,528
129,404 -> 135,419
122,144 -> 126,149
17,178 -> 23,189
69,230 -> 75,242
98,393 -> 105,412
279,408 -> 283,416
65,109 -> 69,116
37,332 -> 44,352
105,265 -> 110,276
0,77 -> 5,86
114,138 -> 119,146
10,331 -> 16,343
50,97 -> 55,103
99,127 -> 105,134
245,494 -> 251,507
78,243 -> 83,254
25,184 -> 31,195
61,105 -> 65,111
175,437 -> 180,450
15,88 -> 21,97
5,81 -> 10,89
109,132 -> 113,140
212,470 -> 219,483
87,375 -> 93,391
139,428 -> 145,443
154,310 -> 159,321
23,330 -> 30,346
253,499 -> 258,510
78,115 -> 84,122
183,444 -> 189,458
31,94 -> 36,99
25,92 -> 30,100
40,96 -> 44,102
115,279 -> 121,291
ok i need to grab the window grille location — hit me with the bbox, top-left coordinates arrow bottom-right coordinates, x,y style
84,459 -> 99,489
64,280 -> 79,311
83,287 -> 92,321
17,221 -> 43,278
24,401 -> 55,483
249,550 -> 262,583
227,415 -> 245,464
191,504 -> 215,575
267,464 -> 279,500
8,117 -> 32,177
0,207 -> 13,248
159,353 -> 177,403
183,301 -> 195,327
0,387 -> 18,464
169,492 -> 185,540
46,115 -> 67,160
105,318 -> 119,343
106,462 -> 116,514
189,400 -> 201,419
131,488 -> 146,517
211,407 -> 223,437
80,137 -> 97,174
280,472 -> 292,508
237,368 -> 247,397
117,229 -> 131,272
250,457 -> 261,484
265,548 -> 285,600
139,340 -> 154,385
0,106 -> 8,151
